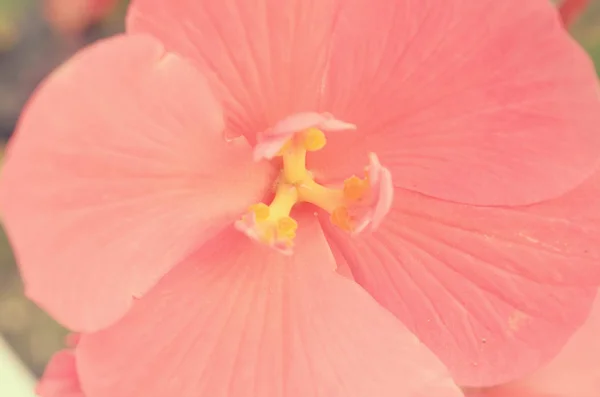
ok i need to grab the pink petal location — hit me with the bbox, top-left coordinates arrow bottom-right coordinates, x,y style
127,0 -> 342,142
463,386 -> 546,397
475,292 -> 600,397
311,0 -> 600,206
320,170 -> 600,386
37,350 -> 84,397
76,216 -> 462,397
0,35 -> 273,332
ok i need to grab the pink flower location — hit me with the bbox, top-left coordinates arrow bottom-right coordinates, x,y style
1,0 -> 600,395
464,292 -> 600,397
44,0 -> 119,36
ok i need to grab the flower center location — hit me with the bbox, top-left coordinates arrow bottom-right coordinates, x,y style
235,113 -> 393,255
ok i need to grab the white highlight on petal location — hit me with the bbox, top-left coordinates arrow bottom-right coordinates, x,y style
253,112 -> 356,161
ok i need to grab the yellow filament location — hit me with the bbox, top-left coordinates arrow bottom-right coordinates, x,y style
297,179 -> 344,213
282,128 -> 326,182
268,184 -> 298,220
283,146 -> 308,183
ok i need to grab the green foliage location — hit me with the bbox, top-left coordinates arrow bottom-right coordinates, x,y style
572,0 -> 600,75
0,0 -> 34,16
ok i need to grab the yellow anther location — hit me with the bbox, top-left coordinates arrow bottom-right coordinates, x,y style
240,184 -> 300,251
343,176 -> 369,201
331,206 -> 353,231
277,217 -> 298,237
302,128 -> 327,152
249,203 -> 270,220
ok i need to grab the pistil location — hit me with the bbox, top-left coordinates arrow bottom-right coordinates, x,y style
237,113 -> 392,254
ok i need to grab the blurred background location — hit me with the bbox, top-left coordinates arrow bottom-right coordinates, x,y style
0,0 -> 599,380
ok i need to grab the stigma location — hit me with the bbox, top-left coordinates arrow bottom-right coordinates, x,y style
235,112 -> 393,254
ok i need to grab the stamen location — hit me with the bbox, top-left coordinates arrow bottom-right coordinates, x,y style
297,179 -> 343,213
343,176 -> 369,201
249,203 -> 270,220
277,217 -> 298,238
331,206 -> 353,231
276,141 -> 292,157
239,113 -> 392,254
269,183 -> 297,217
253,112 -> 355,161
235,183 -> 299,255
302,128 -> 327,152
283,145 -> 308,184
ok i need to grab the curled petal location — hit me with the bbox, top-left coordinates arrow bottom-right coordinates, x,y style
254,112 -> 355,161
353,153 -> 394,234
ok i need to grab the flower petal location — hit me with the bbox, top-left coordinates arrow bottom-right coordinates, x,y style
37,350 -> 84,397
473,292 -> 600,397
463,387 -> 543,397
0,35 -> 272,332
312,0 -> 600,205
76,217 -> 462,397
321,170 -> 600,386
127,0 -> 342,142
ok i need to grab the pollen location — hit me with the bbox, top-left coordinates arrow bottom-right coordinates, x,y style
235,183 -> 299,255
302,128 -> 327,152
277,217 -> 298,238
249,203 -> 270,220
343,175 -> 370,201
331,206 -> 353,231
239,114 -> 393,254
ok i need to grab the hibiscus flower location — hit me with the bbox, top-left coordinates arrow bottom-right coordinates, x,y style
2,0 -> 600,395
